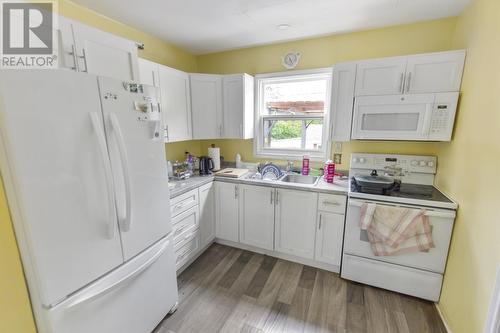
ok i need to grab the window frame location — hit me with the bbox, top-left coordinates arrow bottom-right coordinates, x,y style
253,68 -> 333,161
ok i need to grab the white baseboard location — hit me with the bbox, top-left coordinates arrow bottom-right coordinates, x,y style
435,304 -> 452,333
214,238 -> 340,273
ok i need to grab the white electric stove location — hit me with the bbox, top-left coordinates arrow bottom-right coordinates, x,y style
341,153 -> 457,301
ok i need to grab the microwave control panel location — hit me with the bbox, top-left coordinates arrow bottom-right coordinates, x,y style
428,92 -> 459,140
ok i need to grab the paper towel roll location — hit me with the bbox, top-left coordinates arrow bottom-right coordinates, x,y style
208,147 -> 221,171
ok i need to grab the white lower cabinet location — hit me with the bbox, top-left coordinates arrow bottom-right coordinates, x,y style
199,182 -> 216,249
215,182 -> 239,242
314,212 -> 345,267
274,189 -> 318,260
238,185 -> 275,251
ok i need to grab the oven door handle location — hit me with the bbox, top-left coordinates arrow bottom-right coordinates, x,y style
348,199 -> 456,219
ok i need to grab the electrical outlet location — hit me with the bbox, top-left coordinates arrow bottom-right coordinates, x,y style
334,142 -> 342,153
333,153 -> 342,164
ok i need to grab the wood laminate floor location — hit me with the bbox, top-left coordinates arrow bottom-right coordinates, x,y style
155,244 -> 447,333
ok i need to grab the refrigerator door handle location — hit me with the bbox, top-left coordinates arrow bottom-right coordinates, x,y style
63,238 -> 170,309
109,113 -> 132,232
89,112 -> 116,239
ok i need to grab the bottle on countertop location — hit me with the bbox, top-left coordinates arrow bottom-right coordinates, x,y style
324,159 -> 335,183
235,153 -> 242,169
301,155 -> 310,175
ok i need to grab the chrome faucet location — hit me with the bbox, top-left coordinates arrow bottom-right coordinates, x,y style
286,160 -> 294,173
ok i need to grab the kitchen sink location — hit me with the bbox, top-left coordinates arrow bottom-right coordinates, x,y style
280,174 -> 319,185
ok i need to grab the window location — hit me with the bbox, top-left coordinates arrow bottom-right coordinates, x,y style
254,69 -> 332,160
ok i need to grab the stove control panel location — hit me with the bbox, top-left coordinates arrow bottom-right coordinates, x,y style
350,154 -> 437,174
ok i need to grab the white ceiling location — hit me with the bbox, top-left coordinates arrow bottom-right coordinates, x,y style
70,0 -> 470,55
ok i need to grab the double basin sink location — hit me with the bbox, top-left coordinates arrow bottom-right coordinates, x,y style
246,172 -> 319,185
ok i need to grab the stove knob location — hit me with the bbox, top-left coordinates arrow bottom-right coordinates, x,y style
419,160 -> 427,167
359,158 -> 365,163
352,158 -> 358,163
411,160 -> 418,166
427,161 -> 435,167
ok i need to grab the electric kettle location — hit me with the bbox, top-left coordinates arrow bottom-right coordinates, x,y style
199,156 -> 214,175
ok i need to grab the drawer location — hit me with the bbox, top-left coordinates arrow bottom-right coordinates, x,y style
172,206 -> 199,247
318,193 -> 347,214
170,189 -> 199,217
175,233 -> 200,270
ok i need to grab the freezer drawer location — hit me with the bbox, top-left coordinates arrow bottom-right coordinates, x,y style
341,254 -> 443,301
44,237 -> 178,333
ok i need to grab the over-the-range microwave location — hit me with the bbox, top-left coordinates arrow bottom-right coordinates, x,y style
351,92 -> 458,141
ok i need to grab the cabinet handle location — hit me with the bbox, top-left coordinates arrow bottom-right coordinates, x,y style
406,72 -> 412,93
275,191 -> 279,205
270,190 -> 274,205
323,200 -> 340,206
165,125 -> 169,141
234,185 -> 238,199
399,73 -> 405,94
219,124 -> 223,137
319,214 -> 322,230
79,48 -> 88,73
69,45 -> 78,71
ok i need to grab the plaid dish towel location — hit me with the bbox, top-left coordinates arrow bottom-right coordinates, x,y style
359,203 -> 435,256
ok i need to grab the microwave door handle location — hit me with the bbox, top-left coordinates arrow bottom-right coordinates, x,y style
109,113 -> 133,232
422,103 -> 434,137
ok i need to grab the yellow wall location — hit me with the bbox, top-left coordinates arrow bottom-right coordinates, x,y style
190,18 -> 457,169
435,0 -> 500,332
0,178 -> 36,333
0,2 -> 198,332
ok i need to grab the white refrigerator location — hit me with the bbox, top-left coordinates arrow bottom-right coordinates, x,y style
0,70 -> 178,333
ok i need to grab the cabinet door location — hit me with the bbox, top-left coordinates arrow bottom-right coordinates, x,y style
315,212 -> 344,267
215,182 -> 239,242
275,189 -> 317,259
138,58 -> 159,87
190,74 -> 223,139
222,74 -> 254,139
405,51 -> 465,94
239,185 -> 275,250
158,65 -> 192,142
330,62 -> 356,141
72,23 -> 139,81
355,58 -> 407,96
199,182 -> 216,249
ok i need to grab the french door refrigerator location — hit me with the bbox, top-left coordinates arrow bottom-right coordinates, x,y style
0,70 -> 178,333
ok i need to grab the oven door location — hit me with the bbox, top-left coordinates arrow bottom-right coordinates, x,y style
343,198 -> 455,273
352,94 -> 435,141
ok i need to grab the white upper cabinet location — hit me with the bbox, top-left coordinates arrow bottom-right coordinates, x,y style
355,57 -> 407,96
158,65 -> 192,142
238,185 -> 275,251
275,189 -> 318,260
72,23 -> 139,81
330,63 -> 356,142
53,16 -> 78,71
190,74 -> 223,139
199,182 -> 216,249
355,51 -> 465,96
215,182 -> 239,243
405,51 -> 465,94
138,58 -> 159,87
222,74 -> 254,139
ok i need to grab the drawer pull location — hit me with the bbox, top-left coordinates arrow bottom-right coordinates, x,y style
323,200 -> 341,206
174,225 -> 186,236
174,202 -> 185,210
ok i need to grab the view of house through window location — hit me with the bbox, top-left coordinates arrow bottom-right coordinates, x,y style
255,70 -> 332,159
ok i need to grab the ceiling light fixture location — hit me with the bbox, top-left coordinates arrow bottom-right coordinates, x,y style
277,24 -> 291,30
